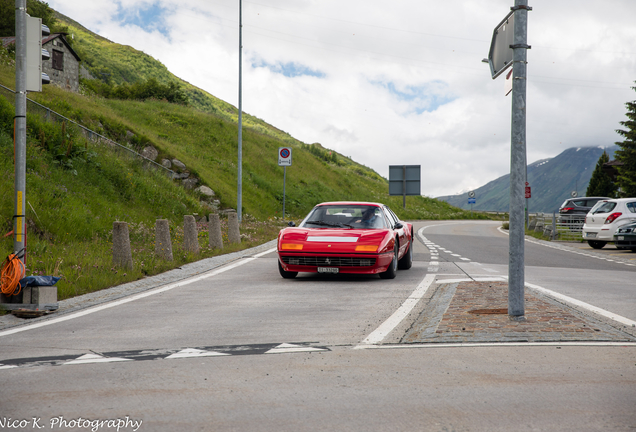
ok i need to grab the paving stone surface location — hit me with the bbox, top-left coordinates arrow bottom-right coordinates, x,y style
402,281 -> 636,343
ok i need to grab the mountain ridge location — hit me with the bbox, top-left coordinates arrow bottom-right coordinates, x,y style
437,146 -> 619,212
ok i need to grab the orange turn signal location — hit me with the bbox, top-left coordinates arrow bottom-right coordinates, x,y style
355,245 -> 378,252
281,243 -> 303,251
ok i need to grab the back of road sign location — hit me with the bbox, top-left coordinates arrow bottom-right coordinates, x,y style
488,11 -> 515,79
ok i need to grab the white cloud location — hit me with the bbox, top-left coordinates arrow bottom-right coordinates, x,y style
48,0 -> 636,197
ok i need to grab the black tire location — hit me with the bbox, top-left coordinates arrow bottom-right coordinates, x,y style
278,260 -> 298,279
380,241 -> 398,279
398,239 -> 413,270
587,240 -> 607,249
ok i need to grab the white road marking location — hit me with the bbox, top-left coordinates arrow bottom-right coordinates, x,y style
265,343 -> 328,354
166,348 -> 230,359
361,274 -> 436,345
497,225 -> 635,268
435,277 -> 506,284
0,248 -> 277,338
63,353 -> 132,365
525,282 -> 636,328
356,341 -> 636,350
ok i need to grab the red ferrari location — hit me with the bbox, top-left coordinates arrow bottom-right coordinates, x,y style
277,201 -> 414,279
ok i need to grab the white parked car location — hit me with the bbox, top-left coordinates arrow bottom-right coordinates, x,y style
582,198 -> 636,249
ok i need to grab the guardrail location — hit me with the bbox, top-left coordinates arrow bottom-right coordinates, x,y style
0,83 -> 175,177
529,213 -> 584,241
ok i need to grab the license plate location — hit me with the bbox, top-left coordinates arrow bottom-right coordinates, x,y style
318,267 -> 339,274
587,232 -> 596,238
618,236 -> 624,240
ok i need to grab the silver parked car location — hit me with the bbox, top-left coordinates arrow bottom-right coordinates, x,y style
582,198 -> 636,249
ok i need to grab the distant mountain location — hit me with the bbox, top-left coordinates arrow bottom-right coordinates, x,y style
437,146 -> 619,213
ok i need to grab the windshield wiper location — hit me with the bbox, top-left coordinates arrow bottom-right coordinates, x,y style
305,220 -> 349,228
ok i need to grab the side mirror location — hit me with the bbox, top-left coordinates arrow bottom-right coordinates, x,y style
287,221 -> 296,227
394,222 -> 403,229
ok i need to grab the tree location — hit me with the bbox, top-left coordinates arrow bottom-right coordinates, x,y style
586,151 -> 617,198
0,0 -> 57,37
615,83 -> 636,197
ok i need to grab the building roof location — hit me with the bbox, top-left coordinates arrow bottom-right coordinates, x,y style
1,33 -> 80,62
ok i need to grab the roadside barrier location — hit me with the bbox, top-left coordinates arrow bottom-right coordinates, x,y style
529,213 -> 584,241
228,212 -> 241,244
155,219 -> 173,260
183,215 -> 199,254
209,214 -> 223,249
112,222 -> 133,269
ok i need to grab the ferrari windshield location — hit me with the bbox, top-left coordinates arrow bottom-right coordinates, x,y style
301,205 -> 387,229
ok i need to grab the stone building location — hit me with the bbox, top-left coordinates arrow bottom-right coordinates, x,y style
41,33 -> 81,92
2,33 -> 81,92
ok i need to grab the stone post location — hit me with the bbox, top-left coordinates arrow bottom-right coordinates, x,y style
183,215 -> 199,253
113,221 -> 133,269
209,213 -> 223,250
155,219 -> 173,260
228,211 -> 241,244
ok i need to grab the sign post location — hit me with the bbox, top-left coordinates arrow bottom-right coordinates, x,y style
487,1 -> 531,319
278,147 -> 292,221
468,191 -> 476,216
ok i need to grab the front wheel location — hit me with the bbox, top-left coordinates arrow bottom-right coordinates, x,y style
398,239 -> 413,270
278,260 -> 298,279
380,241 -> 398,279
587,240 -> 607,249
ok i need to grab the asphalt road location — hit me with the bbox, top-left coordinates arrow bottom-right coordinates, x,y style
0,220 -> 634,431
417,220 -> 636,321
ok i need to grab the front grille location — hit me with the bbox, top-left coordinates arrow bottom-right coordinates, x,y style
281,256 -> 376,267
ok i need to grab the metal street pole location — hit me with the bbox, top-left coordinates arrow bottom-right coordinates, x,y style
508,0 -> 530,318
237,0 -> 243,222
14,0 -> 27,265
282,166 -> 286,222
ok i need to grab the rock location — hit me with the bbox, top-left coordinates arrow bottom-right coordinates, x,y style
161,159 -> 172,169
195,186 -> 215,197
141,146 -> 158,161
182,178 -> 199,189
172,159 -> 186,170
126,130 -> 135,141
172,171 -> 190,180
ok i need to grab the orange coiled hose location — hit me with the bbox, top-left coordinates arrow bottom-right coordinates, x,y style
0,254 -> 25,296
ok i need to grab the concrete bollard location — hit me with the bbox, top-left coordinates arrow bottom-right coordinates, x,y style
209,213 -> 223,249
183,215 -> 199,253
113,221 -> 133,269
228,211 -> 241,244
155,219 -> 173,260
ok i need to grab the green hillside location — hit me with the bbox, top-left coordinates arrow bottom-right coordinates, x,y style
0,6 -> 480,302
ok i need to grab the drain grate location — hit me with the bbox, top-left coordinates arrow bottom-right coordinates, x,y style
468,308 -> 508,315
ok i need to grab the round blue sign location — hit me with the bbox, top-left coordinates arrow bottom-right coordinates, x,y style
280,148 -> 290,158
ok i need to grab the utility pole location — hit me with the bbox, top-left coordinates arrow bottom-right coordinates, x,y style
237,0 -> 243,222
14,0 -> 27,266
508,0 -> 530,318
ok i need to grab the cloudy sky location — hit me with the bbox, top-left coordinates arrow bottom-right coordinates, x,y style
47,0 -> 636,197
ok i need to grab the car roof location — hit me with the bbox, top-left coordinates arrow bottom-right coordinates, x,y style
565,197 -> 611,201
316,201 -> 384,207
600,198 -> 636,202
